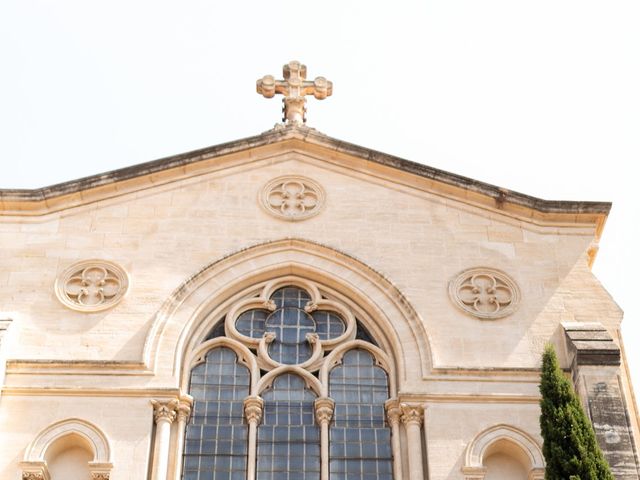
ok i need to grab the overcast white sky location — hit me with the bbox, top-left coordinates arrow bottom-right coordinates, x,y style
1,1 -> 639,392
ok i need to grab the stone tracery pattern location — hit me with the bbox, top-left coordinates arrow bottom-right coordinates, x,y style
184,280 -> 398,480
226,282 -> 354,370
55,260 -> 128,312
449,267 -> 520,319
261,176 -> 325,221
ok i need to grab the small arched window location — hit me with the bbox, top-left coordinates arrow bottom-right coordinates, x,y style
182,282 -> 397,479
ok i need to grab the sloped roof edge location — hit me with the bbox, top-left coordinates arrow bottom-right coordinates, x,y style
0,125 -> 611,216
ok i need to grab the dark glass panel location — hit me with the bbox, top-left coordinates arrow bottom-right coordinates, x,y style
204,319 -> 226,341
355,320 -> 379,347
313,311 -> 345,340
329,349 -> 392,480
266,306 -> 315,364
183,347 -> 249,480
271,287 -> 311,309
257,374 -> 320,480
235,309 -> 268,338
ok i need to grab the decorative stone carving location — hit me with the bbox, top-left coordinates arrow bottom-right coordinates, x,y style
151,400 -> 178,424
91,474 -> 110,480
261,176 -> 325,221
243,396 -> 264,425
176,403 -> 192,423
22,474 -> 46,480
55,260 -> 128,312
257,60 -> 333,125
385,399 -> 402,426
400,403 -> 424,426
449,267 -> 520,319
314,397 -> 335,425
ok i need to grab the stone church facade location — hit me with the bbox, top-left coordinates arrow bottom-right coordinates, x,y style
1,63 -> 639,480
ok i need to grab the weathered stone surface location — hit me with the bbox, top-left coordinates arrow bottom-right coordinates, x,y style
0,123 -> 633,480
564,323 -> 640,478
564,322 -> 621,366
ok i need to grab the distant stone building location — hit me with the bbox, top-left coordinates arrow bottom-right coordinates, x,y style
1,62 -> 639,480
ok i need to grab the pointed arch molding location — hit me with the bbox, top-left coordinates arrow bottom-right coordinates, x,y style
145,238 -> 432,385
23,418 -> 112,463
463,424 -> 544,475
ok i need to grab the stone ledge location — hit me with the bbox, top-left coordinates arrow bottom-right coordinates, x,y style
0,126 -> 611,217
563,322 -> 621,366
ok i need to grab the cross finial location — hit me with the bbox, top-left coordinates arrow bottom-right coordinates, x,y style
257,61 -> 332,125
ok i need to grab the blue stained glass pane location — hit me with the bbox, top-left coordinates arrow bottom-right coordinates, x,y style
329,349 -> 393,480
271,287 -> 311,309
266,307 -> 315,364
257,374 -> 320,480
235,309 -> 268,338
313,311 -> 345,340
183,347 -> 249,480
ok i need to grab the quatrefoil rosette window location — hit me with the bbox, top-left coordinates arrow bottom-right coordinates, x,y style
54,260 -> 129,312
449,267 -> 520,319
225,281 -> 356,370
260,175 -> 325,221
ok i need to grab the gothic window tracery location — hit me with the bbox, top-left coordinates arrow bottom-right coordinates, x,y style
182,282 -> 397,479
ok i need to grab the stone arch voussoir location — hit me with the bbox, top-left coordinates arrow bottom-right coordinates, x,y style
145,238 -> 432,389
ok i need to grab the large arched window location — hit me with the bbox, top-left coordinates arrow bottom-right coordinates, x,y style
258,373 -> 320,479
183,347 -> 250,479
181,281 -> 397,479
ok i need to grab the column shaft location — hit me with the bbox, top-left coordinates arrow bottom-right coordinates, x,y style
151,400 -> 177,480
244,396 -> 264,480
315,397 -> 335,480
385,399 -> 403,480
401,404 -> 424,480
172,399 -> 192,480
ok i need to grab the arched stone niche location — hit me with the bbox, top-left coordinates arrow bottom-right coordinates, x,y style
20,418 -> 112,480
145,238 -> 432,388
462,425 -> 545,480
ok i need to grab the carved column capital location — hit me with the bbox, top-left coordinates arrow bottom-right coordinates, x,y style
314,397 -> 335,426
91,474 -> 110,480
151,399 -> 178,424
22,474 -> 46,480
385,399 -> 402,426
244,395 -> 264,425
176,398 -> 192,423
400,403 -> 424,427
19,462 -> 49,480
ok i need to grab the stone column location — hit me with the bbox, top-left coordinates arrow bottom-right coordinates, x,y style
151,399 -> 178,480
244,395 -> 264,480
315,397 -> 335,480
385,399 -> 403,480
172,396 -> 193,480
401,403 -> 424,480
564,322 -> 640,479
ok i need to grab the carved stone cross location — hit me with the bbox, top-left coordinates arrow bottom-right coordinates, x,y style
257,60 -> 332,125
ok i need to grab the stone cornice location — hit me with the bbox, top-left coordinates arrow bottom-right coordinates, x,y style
0,126 -> 610,236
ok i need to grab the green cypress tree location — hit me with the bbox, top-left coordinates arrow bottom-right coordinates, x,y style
539,344 -> 614,480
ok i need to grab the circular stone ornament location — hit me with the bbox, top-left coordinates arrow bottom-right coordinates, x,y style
449,267 -> 520,319
55,260 -> 129,312
260,175 -> 325,221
